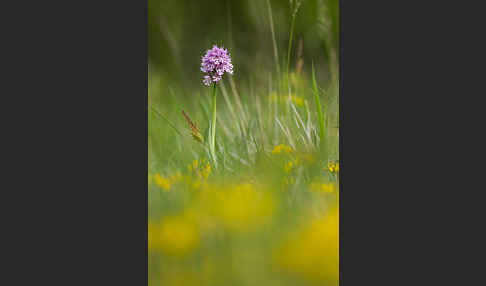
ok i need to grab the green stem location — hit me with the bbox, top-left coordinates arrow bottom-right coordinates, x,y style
312,62 -> 326,155
286,12 -> 296,91
266,0 -> 280,78
210,82 -> 218,165
285,5 -> 297,117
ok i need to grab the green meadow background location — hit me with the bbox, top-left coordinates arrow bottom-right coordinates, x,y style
148,0 -> 339,285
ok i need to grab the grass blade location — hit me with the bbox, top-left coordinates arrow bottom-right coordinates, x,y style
312,61 -> 326,152
150,106 -> 183,137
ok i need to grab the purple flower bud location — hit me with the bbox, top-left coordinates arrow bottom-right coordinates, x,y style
203,75 -> 212,86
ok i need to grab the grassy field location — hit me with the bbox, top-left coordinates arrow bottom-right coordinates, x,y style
148,1 -> 339,285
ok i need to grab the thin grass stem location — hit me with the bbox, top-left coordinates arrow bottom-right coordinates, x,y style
286,5 -> 296,95
312,62 -> 327,156
266,0 -> 280,78
150,106 -> 183,137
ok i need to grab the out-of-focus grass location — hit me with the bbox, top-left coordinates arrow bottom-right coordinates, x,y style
148,69 -> 339,285
149,0 -> 339,285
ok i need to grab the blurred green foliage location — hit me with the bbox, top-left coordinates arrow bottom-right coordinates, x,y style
148,1 -> 340,285
149,0 -> 338,90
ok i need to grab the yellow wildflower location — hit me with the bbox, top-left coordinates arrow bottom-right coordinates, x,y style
188,159 -> 211,180
154,174 -> 171,191
201,161 -> 211,179
188,159 -> 199,171
284,161 -> 294,173
321,183 -> 336,193
272,144 -> 293,155
153,171 -> 183,191
148,216 -> 199,257
275,207 -> 339,283
326,161 -> 340,174
207,183 -> 276,232
284,158 -> 301,173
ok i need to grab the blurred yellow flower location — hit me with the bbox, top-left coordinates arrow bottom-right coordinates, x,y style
153,171 -> 183,191
284,158 -> 300,173
326,161 -> 339,173
188,159 -> 199,171
148,216 -> 199,257
201,162 -> 211,179
275,207 -> 339,283
204,183 -> 277,232
269,92 -> 304,107
284,161 -> 294,173
272,144 -> 293,155
310,182 -> 337,193
292,96 -> 304,106
154,174 -> 171,191
188,159 -> 211,180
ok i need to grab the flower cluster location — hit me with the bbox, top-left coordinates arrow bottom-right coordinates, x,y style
153,171 -> 183,191
271,144 -> 293,155
326,161 -> 339,173
187,159 -> 211,180
201,45 -> 233,86
149,216 -> 199,257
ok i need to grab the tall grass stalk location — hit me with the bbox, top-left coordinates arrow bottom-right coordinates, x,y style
312,62 -> 326,153
286,11 -> 296,94
229,77 -> 247,134
150,106 -> 183,137
219,81 -> 242,136
266,0 -> 280,78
